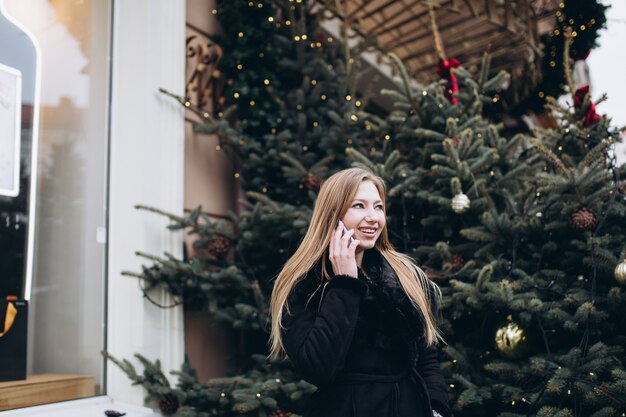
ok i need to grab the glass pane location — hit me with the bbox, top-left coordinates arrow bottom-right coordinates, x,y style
1,0 -> 110,405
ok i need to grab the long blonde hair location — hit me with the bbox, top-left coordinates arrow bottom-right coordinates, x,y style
268,167 -> 443,360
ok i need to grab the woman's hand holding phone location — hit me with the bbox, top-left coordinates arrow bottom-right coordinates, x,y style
329,220 -> 360,279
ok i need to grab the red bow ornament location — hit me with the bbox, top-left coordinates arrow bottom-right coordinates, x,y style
436,58 -> 461,104
574,85 -> 600,127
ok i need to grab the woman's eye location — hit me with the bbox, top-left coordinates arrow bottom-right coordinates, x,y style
352,203 -> 363,208
376,205 -> 384,210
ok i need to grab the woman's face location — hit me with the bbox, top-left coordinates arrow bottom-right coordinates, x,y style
341,180 -> 386,252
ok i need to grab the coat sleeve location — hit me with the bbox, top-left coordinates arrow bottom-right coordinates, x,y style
416,344 -> 452,417
416,290 -> 452,417
281,271 -> 368,387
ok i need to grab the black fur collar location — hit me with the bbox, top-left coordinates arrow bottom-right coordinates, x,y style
361,249 -> 428,348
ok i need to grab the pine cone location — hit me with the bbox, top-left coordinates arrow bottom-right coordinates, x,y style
158,393 -> 180,415
207,234 -> 231,258
270,409 -> 291,417
304,172 -> 323,191
569,207 -> 597,231
451,254 -> 464,270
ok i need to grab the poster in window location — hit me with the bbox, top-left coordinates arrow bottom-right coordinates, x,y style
0,63 -> 21,197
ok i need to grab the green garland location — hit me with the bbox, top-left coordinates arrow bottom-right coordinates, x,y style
515,0 -> 609,115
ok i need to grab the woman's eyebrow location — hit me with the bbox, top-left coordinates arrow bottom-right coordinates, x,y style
352,198 -> 383,204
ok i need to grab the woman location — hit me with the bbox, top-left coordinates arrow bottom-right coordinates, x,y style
269,167 -> 451,417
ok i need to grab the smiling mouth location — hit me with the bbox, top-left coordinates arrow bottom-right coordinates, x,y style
358,228 -> 378,237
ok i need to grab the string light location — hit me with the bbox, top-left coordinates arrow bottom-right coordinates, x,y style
384,134 -> 391,140
262,187 -> 268,193
264,79 -> 270,85
301,34 -> 308,40
285,19 -> 291,25
350,115 -> 358,122
220,392 -> 226,397
267,16 -> 274,22
346,95 -> 352,101
203,112 -> 209,118
234,173 -> 240,179
249,100 -> 255,106
211,9 -> 217,14
257,2 -> 263,8
215,145 -> 221,151
449,384 -> 455,388
572,31 -> 578,37
233,92 -> 240,98
256,393 -> 261,398
355,100 -> 361,107
184,101 -> 190,107
321,94 -> 327,100
238,32 -> 244,38
294,35 -> 300,41
237,64 -> 243,70
313,121 -> 318,127
311,79 -> 317,86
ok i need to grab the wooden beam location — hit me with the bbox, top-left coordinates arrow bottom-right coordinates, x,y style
359,0 -> 400,21
394,18 -> 493,59
405,31 -> 523,73
385,13 -> 480,50
370,0 -> 457,38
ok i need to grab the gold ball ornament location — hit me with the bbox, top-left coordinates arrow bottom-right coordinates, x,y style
451,193 -> 470,213
495,321 -> 528,359
615,259 -> 626,285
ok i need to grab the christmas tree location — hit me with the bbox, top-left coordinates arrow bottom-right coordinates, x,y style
106,1 -> 626,416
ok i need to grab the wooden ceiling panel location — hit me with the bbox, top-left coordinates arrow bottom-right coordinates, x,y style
329,0 -> 559,100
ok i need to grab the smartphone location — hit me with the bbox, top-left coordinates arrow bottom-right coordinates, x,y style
337,220 -> 356,245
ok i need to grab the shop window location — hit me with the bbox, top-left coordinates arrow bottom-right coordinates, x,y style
0,0 -> 110,410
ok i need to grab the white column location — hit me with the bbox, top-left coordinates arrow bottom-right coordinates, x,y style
107,0 -> 186,405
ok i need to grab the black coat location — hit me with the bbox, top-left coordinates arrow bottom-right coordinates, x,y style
282,249 -> 452,417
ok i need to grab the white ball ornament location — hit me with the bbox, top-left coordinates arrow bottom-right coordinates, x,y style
451,193 -> 470,213
615,259 -> 626,285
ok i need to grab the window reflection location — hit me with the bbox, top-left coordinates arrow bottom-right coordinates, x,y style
3,0 -> 110,404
